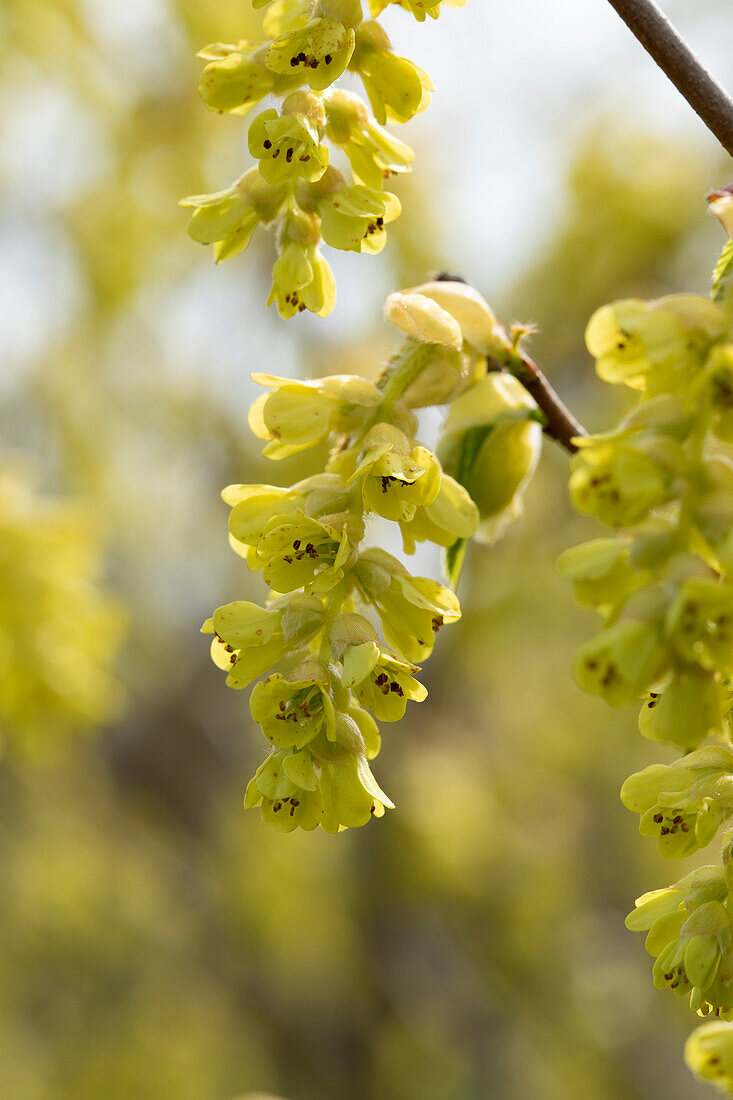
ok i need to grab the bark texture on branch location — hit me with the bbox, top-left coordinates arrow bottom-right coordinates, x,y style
606,0 -> 733,158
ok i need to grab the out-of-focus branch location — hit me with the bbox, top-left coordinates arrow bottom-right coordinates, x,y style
606,0 -> 733,158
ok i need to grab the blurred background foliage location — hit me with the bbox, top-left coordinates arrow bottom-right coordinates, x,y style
0,0 -> 732,1097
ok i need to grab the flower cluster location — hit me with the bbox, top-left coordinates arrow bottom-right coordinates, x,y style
563,201 -> 733,1094
626,865 -> 733,1022
204,280 -> 545,831
0,462 -> 125,757
181,0 -> 467,318
621,746 -> 733,860
560,288 -> 733,744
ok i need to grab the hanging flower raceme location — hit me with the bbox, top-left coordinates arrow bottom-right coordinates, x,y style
184,0 -> 466,314
203,279 -> 553,832
563,215 -> 733,1096
626,867 -> 733,1021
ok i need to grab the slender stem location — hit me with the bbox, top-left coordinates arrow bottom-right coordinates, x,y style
497,349 -> 587,454
606,0 -> 733,158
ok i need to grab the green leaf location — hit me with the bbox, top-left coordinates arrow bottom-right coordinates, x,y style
444,537 -> 467,589
712,239 -> 733,306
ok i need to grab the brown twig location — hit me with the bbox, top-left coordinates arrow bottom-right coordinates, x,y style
499,351 -> 587,454
434,273 -> 587,454
606,0 -> 733,158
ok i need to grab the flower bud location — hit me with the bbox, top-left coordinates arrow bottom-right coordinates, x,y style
709,187 -> 733,239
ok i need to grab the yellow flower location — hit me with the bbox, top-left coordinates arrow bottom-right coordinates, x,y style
349,21 -> 433,125
347,424 -> 441,522
247,372 -> 381,459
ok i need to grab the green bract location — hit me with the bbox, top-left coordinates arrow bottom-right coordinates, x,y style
438,372 -> 542,545
382,281 -> 505,408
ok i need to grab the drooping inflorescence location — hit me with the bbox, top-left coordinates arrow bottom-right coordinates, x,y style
203,280 -> 544,832
180,0 -> 466,318
562,191 -> 733,1094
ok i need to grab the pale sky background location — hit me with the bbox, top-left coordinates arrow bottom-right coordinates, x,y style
1,0 -> 731,399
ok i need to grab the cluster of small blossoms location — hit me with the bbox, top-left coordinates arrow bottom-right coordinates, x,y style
180,0 -> 466,318
626,864 -> 733,1022
0,462 -> 125,757
563,193 -> 733,1094
203,280 -> 545,832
